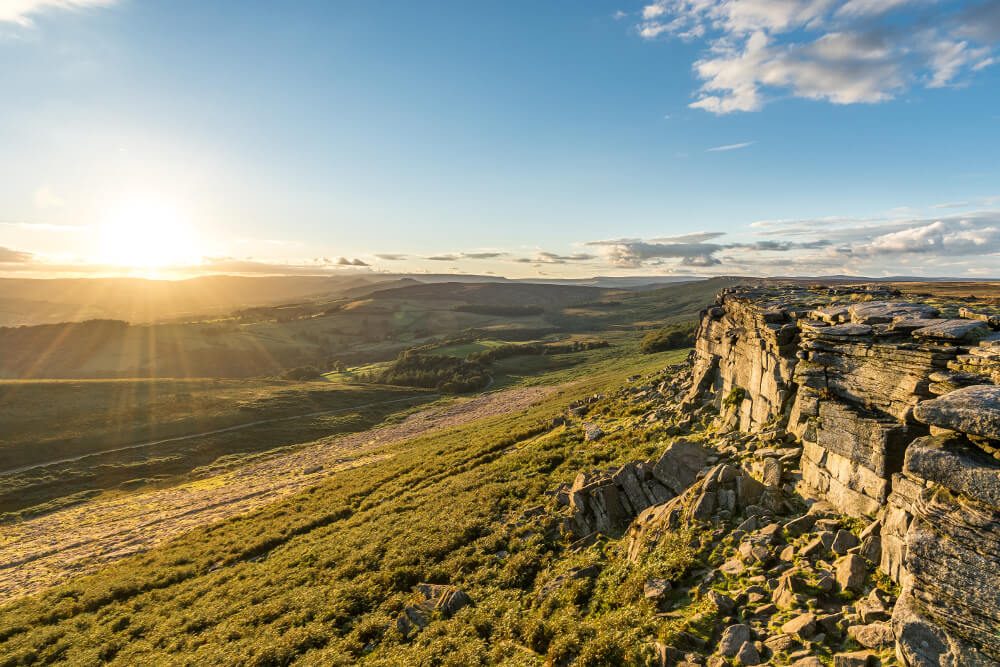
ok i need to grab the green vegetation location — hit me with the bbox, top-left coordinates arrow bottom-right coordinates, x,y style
0,379 -> 433,517
453,304 -> 544,317
638,321 -> 697,354
361,351 -> 491,393
467,340 -> 609,364
0,349 -> 694,666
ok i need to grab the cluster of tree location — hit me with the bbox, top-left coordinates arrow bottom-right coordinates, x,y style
282,365 -> 325,381
362,351 -> 491,393
639,321 -> 698,354
453,304 -> 545,317
468,339 -> 609,364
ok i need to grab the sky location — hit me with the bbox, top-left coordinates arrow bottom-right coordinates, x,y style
1,0 -> 999,279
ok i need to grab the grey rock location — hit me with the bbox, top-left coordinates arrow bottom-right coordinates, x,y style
652,439 -> 711,495
396,584 -> 472,636
781,612 -> 816,639
913,386 -> 1000,447
847,622 -> 893,648
735,640 -> 761,666
903,433 -> 1000,507
833,651 -> 878,667
831,529 -> 859,555
836,554 -> 866,593
791,659 -> 824,667
644,578 -> 672,600
705,589 -> 735,614
849,301 -> 939,324
784,514 -> 816,536
718,624 -> 752,658
912,318 -> 989,342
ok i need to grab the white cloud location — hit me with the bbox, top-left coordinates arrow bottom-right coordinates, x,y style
636,0 -> 1000,113
707,140 -> 755,152
0,0 -> 118,26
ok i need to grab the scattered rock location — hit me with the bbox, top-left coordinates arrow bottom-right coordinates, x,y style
790,658 -> 824,667
835,554 -> 866,593
831,529 -> 859,555
832,650 -> 879,667
735,640 -> 761,666
781,612 -> 817,639
395,584 -> 472,637
652,439 -> 711,494
644,578 -> 672,600
718,624 -> 752,658
705,589 -> 735,614
784,514 -> 816,536
847,622 -> 893,648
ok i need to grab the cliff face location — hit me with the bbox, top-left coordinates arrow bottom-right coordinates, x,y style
687,284 -> 1000,666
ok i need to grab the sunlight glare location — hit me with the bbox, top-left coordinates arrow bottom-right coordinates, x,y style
97,196 -> 201,272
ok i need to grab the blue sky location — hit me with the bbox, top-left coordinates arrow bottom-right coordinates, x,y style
1,0 -> 999,278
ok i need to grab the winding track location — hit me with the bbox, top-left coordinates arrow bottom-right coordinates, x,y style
0,385 -> 558,603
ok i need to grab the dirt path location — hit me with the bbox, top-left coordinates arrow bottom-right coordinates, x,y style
0,394 -> 435,477
0,385 -> 558,603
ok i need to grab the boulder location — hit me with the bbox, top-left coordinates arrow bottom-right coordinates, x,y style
847,622 -> 893,648
912,385 -> 1000,443
781,612 -> 817,639
831,529 -> 859,555
833,651 -> 878,667
735,640 -> 761,666
835,554 -> 866,593
912,319 -> 989,342
849,301 -> 938,324
652,439 -> 711,494
718,624 -> 752,658
396,584 -> 472,637
773,569 -> 807,609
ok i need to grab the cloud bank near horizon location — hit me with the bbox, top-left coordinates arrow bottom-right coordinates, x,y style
3,207 -> 999,278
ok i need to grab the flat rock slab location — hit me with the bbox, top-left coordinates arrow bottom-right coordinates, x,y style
913,385 -> 1000,441
903,434 -> 1000,507
912,319 -> 989,342
814,323 -> 873,338
849,301 -> 939,324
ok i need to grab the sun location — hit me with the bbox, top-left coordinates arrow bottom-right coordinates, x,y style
97,195 -> 201,273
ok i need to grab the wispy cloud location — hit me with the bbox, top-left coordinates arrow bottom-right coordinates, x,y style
707,141 -> 755,152
425,251 -> 506,261
337,257 -> 369,267
636,0 -> 1000,114
0,246 -> 34,263
513,252 -> 597,264
374,253 -> 407,261
0,220 -> 86,232
0,0 -> 118,26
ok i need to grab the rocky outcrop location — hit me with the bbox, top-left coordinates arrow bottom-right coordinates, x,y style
563,439 -> 712,537
686,284 -> 1000,665
395,584 -> 472,637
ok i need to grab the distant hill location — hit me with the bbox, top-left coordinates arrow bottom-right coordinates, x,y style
0,275 -> 402,326
365,281 -> 612,307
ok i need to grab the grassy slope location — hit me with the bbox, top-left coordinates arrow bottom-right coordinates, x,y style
0,348 -> 690,666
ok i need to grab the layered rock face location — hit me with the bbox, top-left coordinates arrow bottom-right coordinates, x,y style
687,284 -> 1000,665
